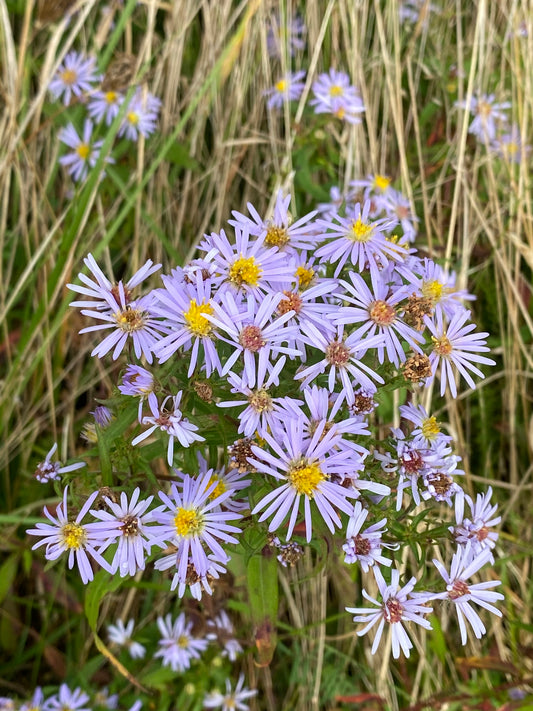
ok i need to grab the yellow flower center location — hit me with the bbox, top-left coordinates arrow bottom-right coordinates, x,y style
432,334 -> 453,356
477,101 -> 492,117
174,508 -> 204,537
374,174 -> 391,191
265,225 -> 290,247
205,475 -> 227,500
275,79 -> 287,92
506,141 -> 519,155
114,307 -> 146,332
288,460 -> 326,497
295,265 -> 315,288
421,280 -> 444,304
248,388 -> 273,413
61,68 -> 77,85
421,416 -> 441,440
184,299 -> 213,337
368,300 -> 396,326
178,634 -> 191,648
76,143 -> 90,160
105,90 -> 118,104
127,111 -> 139,125
228,256 -> 262,287
335,106 -> 346,119
61,522 -> 87,550
329,85 -> 344,97
350,217 -> 373,242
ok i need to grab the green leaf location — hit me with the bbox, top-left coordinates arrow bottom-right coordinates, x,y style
84,570 -> 123,632
0,554 -> 18,605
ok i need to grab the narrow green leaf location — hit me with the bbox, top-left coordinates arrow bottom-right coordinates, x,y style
246,545 -> 278,666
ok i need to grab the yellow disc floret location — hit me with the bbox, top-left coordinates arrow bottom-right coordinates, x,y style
295,265 -> 315,288
329,85 -> 344,97
228,256 -> 262,287
61,522 -> 87,550
422,280 -> 444,305
288,459 -> 326,497
275,79 -> 287,92
265,225 -> 290,247
105,90 -> 118,104
421,416 -> 441,440
76,143 -> 90,160
114,306 -> 146,332
61,69 -> 77,85
350,218 -> 373,242
174,508 -> 204,537
184,299 -> 214,337
432,334 -> 453,356
127,111 -> 139,125
205,475 -> 227,500
374,174 -> 391,191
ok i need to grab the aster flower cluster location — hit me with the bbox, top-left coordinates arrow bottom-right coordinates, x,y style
28,182 -> 501,666
1,682 -> 142,711
48,50 -> 161,183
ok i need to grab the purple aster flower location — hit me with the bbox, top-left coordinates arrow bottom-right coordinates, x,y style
90,488 -> 161,577
26,486 -> 118,584
203,674 -> 257,711
152,469 -> 242,581
151,273 -> 222,375
205,291 -> 301,386
79,288 -> 164,363
132,392 -> 204,465
200,225 -> 295,299
174,453 -> 251,513
229,189 -> 321,252
59,119 -> 110,182
119,88 -> 161,140
155,552 -> 227,598
68,253 -> 162,312
350,174 -> 393,212
218,356 -> 296,437
399,402 -> 452,448
425,309 -> 496,397
44,684 -> 90,711
412,257 -> 474,319
295,323 -> 385,404
93,688 -> 118,709
48,51 -> 99,105
88,88 -> 124,124
107,619 -> 146,659
333,270 -> 425,367
310,69 -> 365,124
342,501 -> 392,572
315,200 -> 403,278
118,364 -> 155,420
492,123 -> 531,163
206,610 -> 243,661
155,613 -> 208,672
20,688 -> 46,711
267,14 -> 306,57
451,486 -> 500,560
249,418 -> 358,542
455,92 -> 511,142
33,442 -> 85,483
432,545 -> 504,645
264,70 -> 306,109
382,188 -> 419,242
346,567 -> 433,659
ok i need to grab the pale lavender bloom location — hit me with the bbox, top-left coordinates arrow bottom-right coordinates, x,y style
425,309 -> 496,397
315,185 -> 353,218
412,257 -> 474,319
43,684 -> 90,711
155,553 -> 226,598
174,453 -> 251,513
155,613 -> 208,672
152,469 -> 242,581
264,71 -> 306,109
218,356 -> 294,437
200,225 -> 295,299
128,702 -> 143,711
59,120 -> 108,182
342,501 -> 392,572
49,51 -> 99,104
92,688 -> 118,709
311,69 -> 365,124
79,289 -> 164,363
451,486 -> 500,560
346,567 -> 433,659
118,364 -> 155,420
250,418 -> 359,542
203,674 -> 257,711
399,0 -> 439,25
350,174 -> 394,212
119,88 -> 161,140
33,442 -> 85,484
295,323 -> 385,404
27,486 -> 118,584
151,273 -> 221,375
91,488 -> 161,577
0,699 -> 15,711
92,404 -> 114,426
204,291 -> 302,386
132,392 -> 204,465
399,402 -> 452,448
432,545 -> 504,645
229,190 -> 321,252
88,88 -> 124,124
20,688 -> 46,711
382,188 -> 419,242
333,270 -> 424,367
492,124 -> 531,164
107,619 -> 146,659
455,93 -> 511,142
207,610 -> 243,661
315,200 -> 402,278
267,14 -> 306,57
